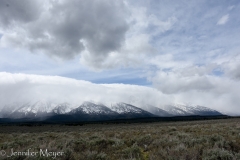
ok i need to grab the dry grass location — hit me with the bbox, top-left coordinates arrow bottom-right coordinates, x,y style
0,118 -> 240,160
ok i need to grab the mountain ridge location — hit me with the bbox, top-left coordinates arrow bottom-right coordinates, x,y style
0,101 -> 223,122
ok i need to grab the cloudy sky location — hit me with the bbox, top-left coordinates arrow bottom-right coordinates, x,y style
0,0 -> 240,115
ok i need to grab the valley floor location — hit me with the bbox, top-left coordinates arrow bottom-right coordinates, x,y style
0,118 -> 240,160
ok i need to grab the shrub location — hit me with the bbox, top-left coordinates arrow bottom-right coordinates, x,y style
202,148 -> 234,160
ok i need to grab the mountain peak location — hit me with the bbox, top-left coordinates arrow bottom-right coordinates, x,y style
0,101 -> 223,120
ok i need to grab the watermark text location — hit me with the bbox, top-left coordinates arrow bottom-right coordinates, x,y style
0,148 -> 64,159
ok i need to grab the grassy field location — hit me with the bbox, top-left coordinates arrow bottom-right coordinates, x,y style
0,118 -> 240,160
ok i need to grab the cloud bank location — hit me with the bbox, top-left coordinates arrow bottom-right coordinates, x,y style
0,72 -> 171,109
1,72 -> 240,115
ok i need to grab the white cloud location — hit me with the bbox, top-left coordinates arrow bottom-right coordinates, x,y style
222,54 -> 240,80
148,67 -> 240,115
217,14 -> 229,25
0,72 -> 171,109
150,71 -> 215,94
1,72 -> 240,115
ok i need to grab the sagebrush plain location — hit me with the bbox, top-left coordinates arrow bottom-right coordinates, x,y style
0,118 -> 240,160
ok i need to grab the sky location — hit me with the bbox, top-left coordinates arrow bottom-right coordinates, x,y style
0,0 -> 240,115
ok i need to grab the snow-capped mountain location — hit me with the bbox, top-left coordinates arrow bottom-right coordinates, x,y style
47,102 -> 155,122
1,101 -> 74,118
109,102 -> 154,118
1,100 -> 57,118
0,101 -> 223,122
16,100 -> 56,113
110,103 -> 147,114
0,102 -> 21,118
163,104 -> 222,116
143,105 -> 172,117
69,102 -> 117,115
52,103 -> 76,114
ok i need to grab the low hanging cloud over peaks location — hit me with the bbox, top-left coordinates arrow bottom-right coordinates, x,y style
1,72 -> 240,115
147,67 -> 240,115
0,72 -> 172,109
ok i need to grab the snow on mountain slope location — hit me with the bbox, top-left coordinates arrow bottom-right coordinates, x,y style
0,102 -> 23,118
163,104 -> 222,116
52,103 -> 76,114
109,102 -> 154,117
143,105 -> 172,117
17,100 -> 57,114
0,100 -> 223,119
6,100 -> 58,118
186,105 -> 222,116
69,101 -> 117,115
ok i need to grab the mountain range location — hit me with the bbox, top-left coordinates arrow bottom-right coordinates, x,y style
0,100 -> 223,122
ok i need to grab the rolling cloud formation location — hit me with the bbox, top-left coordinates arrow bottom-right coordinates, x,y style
1,72 -> 240,115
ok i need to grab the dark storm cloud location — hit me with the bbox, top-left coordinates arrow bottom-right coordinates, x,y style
0,0 -> 41,27
0,0 -> 129,61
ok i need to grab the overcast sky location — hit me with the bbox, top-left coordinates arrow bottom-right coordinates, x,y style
0,0 -> 240,115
